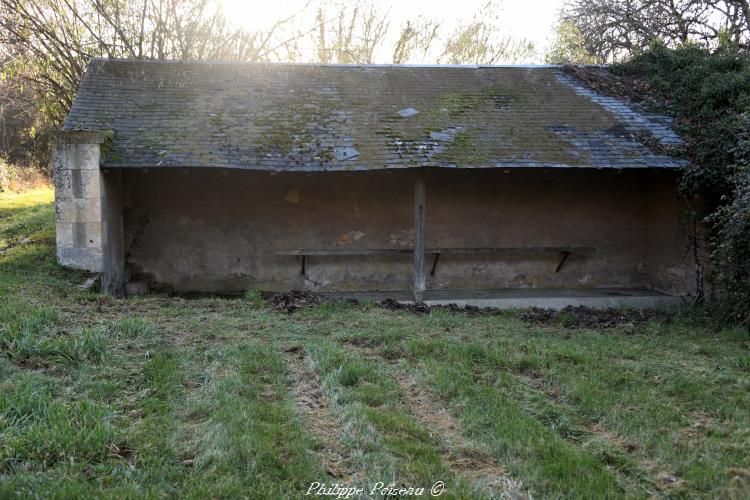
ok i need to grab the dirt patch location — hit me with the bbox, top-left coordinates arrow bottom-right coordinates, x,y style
380,298 -> 431,315
683,410 -> 718,439
517,372 -> 564,400
656,472 -> 687,491
518,306 -> 669,329
590,423 -> 639,453
270,290 -> 362,313
270,291 -> 507,316
283,345 -> 361,481
271,291 -> 668,329
271,290 -> 323,313
0,236 -> 32,255
380,298 -> 502,317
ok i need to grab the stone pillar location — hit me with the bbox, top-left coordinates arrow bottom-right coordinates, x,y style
53,131 -> 125,295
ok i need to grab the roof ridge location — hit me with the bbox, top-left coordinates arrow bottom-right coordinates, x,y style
88,57 -> 565,70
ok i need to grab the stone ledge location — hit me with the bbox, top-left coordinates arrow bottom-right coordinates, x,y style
57,247 -> 103,272
53,130 -> 107,144
421,295 -> 686,310
320,288 -> 690,310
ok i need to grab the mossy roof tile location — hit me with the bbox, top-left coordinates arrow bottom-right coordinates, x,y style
64,59 -> 688,170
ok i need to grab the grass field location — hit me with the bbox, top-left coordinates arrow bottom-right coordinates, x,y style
1,187 -> 749,499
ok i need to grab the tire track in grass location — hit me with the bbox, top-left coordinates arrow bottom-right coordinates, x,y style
506,330 -> 750,495
394,369 -> 529,499
283,345 -> 363,483
347,343 -> 529,499
178,342 -> 325,497
421,356 -> 624,498
510,371 -> 658,496
306,339 -> 495,499
116,317 -> 189,494
393,336 -> 633,497
513,364 -> 742,497
516,371 -> 640,452
116,317 -> 324,496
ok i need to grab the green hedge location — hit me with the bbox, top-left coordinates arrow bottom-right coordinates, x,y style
613,43 -> 750,326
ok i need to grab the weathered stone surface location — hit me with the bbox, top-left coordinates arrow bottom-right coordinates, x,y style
283,190 -> 300,203
55,222 -> 102,249
57,247 -> 103,271
78,275 -> 100,290
52,143 -> 102,170
55,197 -> 102,223
53,168 -> 103,198
53,138 -> 107,273
53,130 -> 106,145
125,281 -> 149,296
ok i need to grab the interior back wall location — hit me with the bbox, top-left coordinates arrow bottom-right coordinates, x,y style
121,168 -> 694,295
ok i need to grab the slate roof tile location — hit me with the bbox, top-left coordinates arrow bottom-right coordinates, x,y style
63,59 -> 688,170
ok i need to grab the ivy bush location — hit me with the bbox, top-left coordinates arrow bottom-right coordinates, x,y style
613,43 -> 750,326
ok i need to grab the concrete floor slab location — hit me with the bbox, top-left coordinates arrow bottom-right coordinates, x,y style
319,288 -> 689,310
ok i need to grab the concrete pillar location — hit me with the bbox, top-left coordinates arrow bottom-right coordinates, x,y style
100,168 -> 125,295
53,131 -> 125,295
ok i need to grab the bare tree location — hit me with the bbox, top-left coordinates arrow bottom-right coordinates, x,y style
311,0 -> 390,64
392,17 -> 441,64
562,0 -> 750,62
439,2 -> 535,64
545,20 -> 597,64
0,0 -> 296,124
310,0 -> 533,65
0,58 -> 46,168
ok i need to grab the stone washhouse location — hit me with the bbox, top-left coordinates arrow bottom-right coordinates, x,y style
53,59 -> 697,308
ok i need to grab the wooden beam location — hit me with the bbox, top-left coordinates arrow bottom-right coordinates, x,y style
413,172 -> 426,303
275,246 -> 595,256
430,246 -> 596,255
277,248 -> 412,256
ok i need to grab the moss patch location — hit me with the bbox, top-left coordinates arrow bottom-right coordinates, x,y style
254,91 -> 342,164
99,130 -> 122,163
437,132 -> 489,164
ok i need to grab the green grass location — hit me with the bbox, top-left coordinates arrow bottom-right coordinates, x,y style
0,187 -> 748,498
0,188 -> 54,250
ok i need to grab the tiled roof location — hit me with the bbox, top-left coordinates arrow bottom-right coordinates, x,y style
64,59 -> 688,170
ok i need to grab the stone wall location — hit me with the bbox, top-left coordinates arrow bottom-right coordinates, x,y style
53,131 -> 106,271
53,131 -> 125,294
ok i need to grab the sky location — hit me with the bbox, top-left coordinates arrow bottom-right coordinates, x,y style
220,0 -> 566,63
